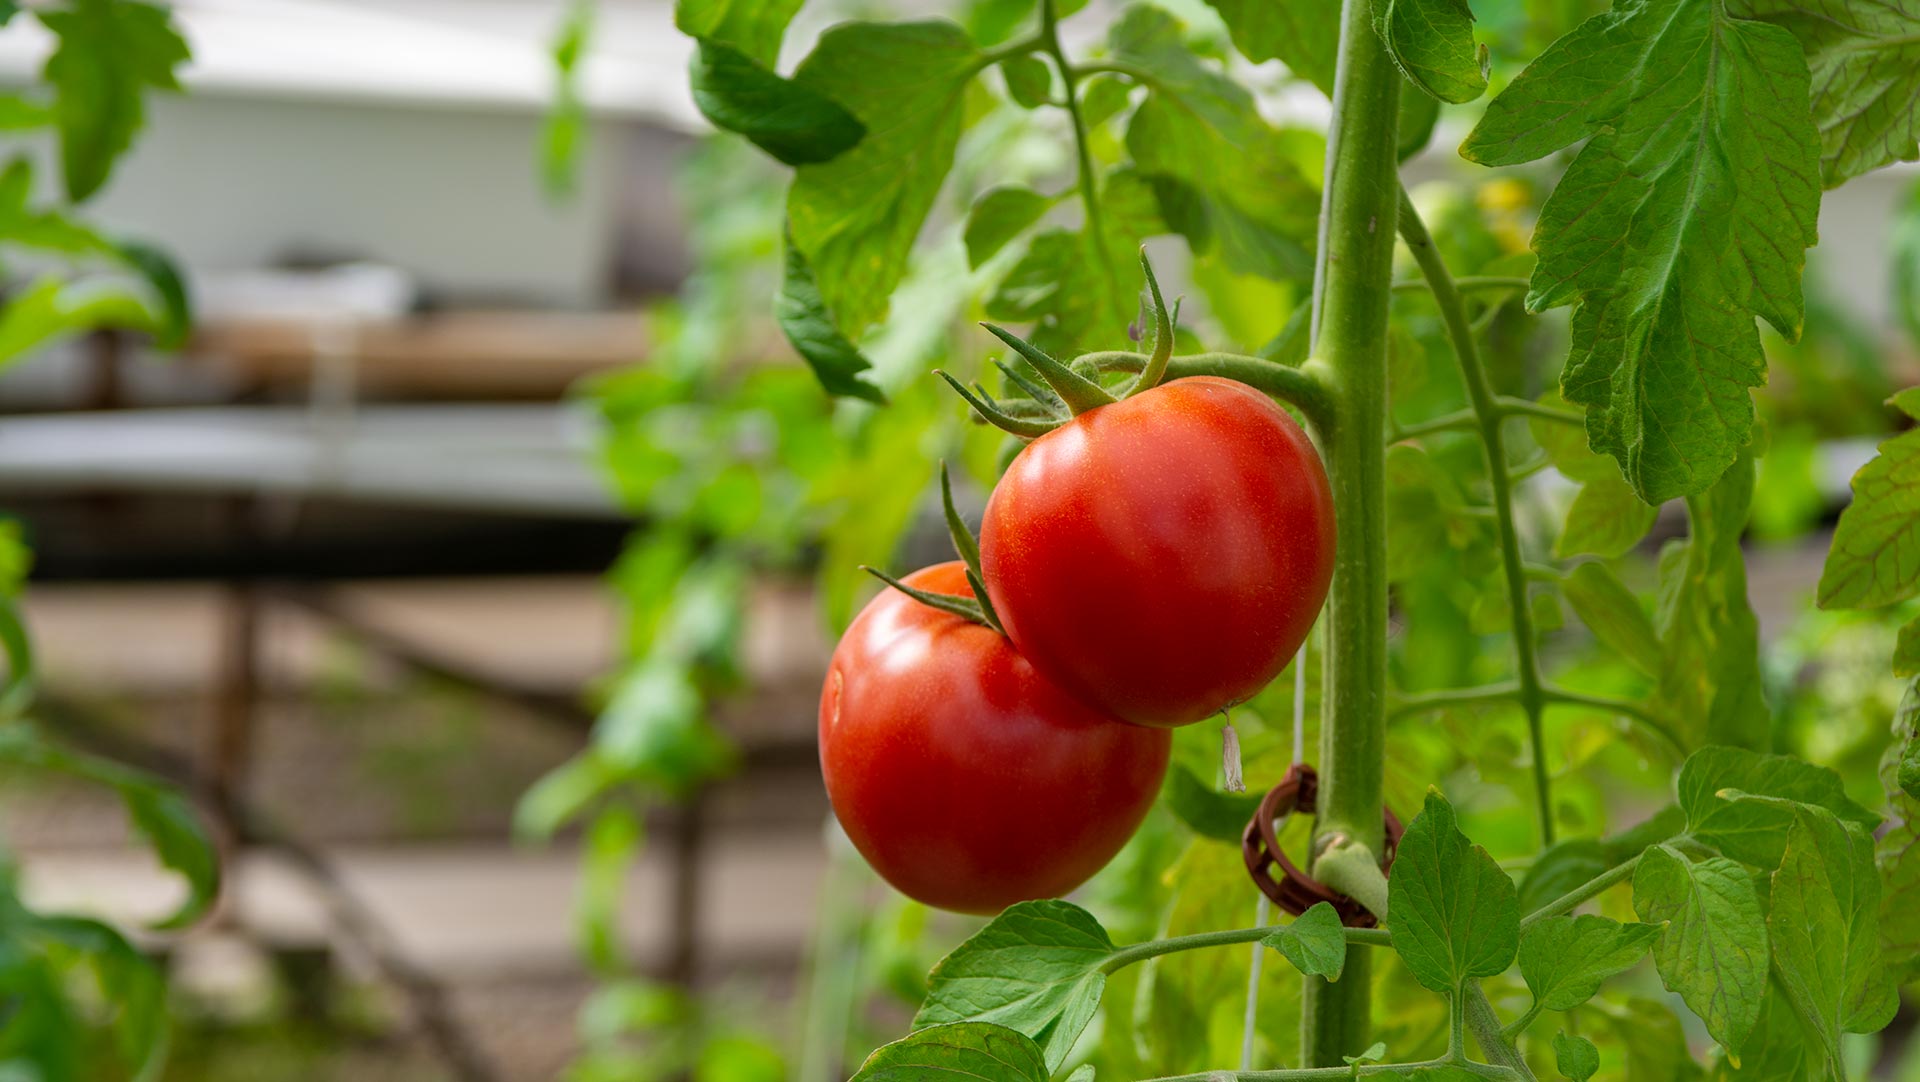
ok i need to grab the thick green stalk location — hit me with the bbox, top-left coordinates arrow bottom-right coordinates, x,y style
1396,190 -> 1554,848
1301,0 -> 1401,1065
1039,0 -> 1114,281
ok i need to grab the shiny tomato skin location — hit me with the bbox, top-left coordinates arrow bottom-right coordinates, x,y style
980,376 -> 1335,727
818,562 -> 1170,915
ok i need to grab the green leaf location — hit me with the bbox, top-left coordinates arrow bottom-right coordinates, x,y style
0,275 -> 162,368
1079,74 -> 1135,126
1387,790 -> 1520,994
787,20 -> 982,333
1631,845 -> 1768,1055
964,186 -> 1054,268
1162,763 -> 1262,842
914,900 -> 1114,1071
1561,562 -> 1661,678
1895,614 -> 1920,678
1653,455 -> 1770,750
687,41 -> 866,167
541,0 -> 591,199
593,659 -> 733,792
514,751 -> 618,840
1556,472 -> 1656,559
1374,0 -> 1488,104
1611,997 -> 1706,1082
1000,55 -> 1052,108
1817,406 -> 1920,609
1463,0 -> 1821,503
1518,914 -> 1660,1012
0,93 -> 49,130
852,1022 -> 1050,1082
576,806 -> 642,972
1718,985 -> 1817,1082
29,913 -> 167,1078
1676,745 -> 1879,867
115,238 -> 190,350
1875,796 -> 1920,986
774,236 -> 886,403
0,723 -> 218,930
1897,679 -> 1920,802
983,228 -> 1135,355
0,158 -> 115,255
1768,805 -> 1899,1075
1260,901 -> 1348,981
39,0 -> 191,202
1729,0 -> 1920,186
1397,87 -> 1441,161
676,0 -> 799,62
1195,0 -> 1336,93
1554,1032 -> 1599,1082
1112,6 -> 1317,282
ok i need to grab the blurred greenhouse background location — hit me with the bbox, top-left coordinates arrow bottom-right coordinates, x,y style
0,0 -> 1918,1079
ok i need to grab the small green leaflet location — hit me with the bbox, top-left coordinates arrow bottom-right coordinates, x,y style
1632,846 -> 1768,1055
1876,796 -> 1920,986
1721,986 -> 1817,1082
1556,473 -> 1656,560
1897,680 -> 1920,802
1163,762 -> 1263,842
1194,0 -> 1336,93
1817,387 -> 1920,611
1561,562 -> 1661,678
851,1022 -> 1049,1082
687,42 -> 866,167
964,186 -> 1054,269
0,723 -> 218,930
675,0 -> 866,166
1517,914 -> 1660,1012
914,900 -> 1114,1071
1730,0 -> 1920,186
1463,0 -> 1821,504
1260,901 -> 1347,981
1373,0 -> 1487,104
1386,790 -> 1520,994
1653,456 -> 1770,751
787,21 -> 983,337
0,275 -> 161,368
1896,618 -> 1920,678
1111,6 -> 1317,283
1768,805 -> 1899,1077
1554,1032 -> 1599,1082
775,237 -> 885,403
38,0 -> 191,202
1676,745 -> 1878,868
1000,55 -> 1052,108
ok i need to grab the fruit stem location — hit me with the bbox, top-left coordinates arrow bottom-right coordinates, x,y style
1301,0 -> 1401,1065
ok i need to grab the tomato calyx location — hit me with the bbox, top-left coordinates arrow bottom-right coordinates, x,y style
938,249 -> 1184,440
861,462 -> 1007,634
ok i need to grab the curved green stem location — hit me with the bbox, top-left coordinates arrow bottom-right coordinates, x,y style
1387,681 -> 1521,721
1465,985 -> 1538,1081
1540,688 -> 1686,760
1080,350 -> 1335,429
1142,1060 -> 1519,1082
1100,924 -> 1391,974
1039,0 -> 1113,279
1518,851 -> 1644,933
1396,188 -> 1553,849
1392,275 -> 1531,295
976,32 -> 1046,68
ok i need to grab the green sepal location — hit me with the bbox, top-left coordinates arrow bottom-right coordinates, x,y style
993,358 -> 1065,413
935,370 -> 1062,439
940,462 -> 985,578
1129,247 -> 1175,396
981,323 -> 1117,414
861,566 -> 998,630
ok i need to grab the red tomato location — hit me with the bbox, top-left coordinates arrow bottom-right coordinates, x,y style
819,562 -> 1170,915
980,376 -> 1335,727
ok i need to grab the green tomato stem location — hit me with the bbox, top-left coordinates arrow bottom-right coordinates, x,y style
1464,984 -> 1538,1081
1078,350 -> 1334,428
1099,924 -> 1391,974
1390,275 -> 1531,295
1140,1060 -> 1521,1082
1517,851 -> 1645,933
1302,0 -> 1401,1065
1038,0 -> 1116,286
1396,188 -> 1554,849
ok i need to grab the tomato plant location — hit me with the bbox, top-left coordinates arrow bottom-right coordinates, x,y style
820,561 -> 1170,913
665,0 -> 1920,1069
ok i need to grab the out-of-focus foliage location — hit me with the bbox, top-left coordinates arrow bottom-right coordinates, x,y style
0,4 -> 218,1079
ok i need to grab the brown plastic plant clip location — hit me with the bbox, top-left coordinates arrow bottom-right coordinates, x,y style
1241,762 -> 1404,929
